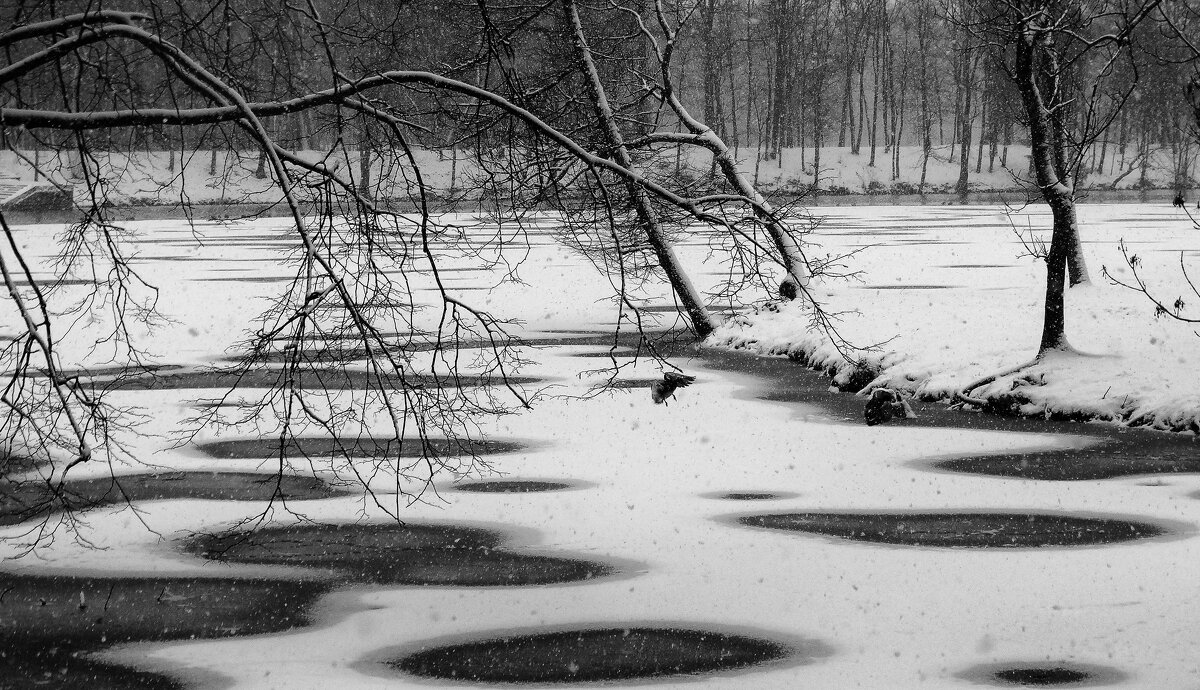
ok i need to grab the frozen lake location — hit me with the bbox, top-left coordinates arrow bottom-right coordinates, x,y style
2,204 -> 1200,688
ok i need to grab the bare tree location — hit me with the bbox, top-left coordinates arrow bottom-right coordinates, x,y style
966,0 -> 1160,358
561,0 -> 717,337
606,0 -> 815,299
0,3 -> 835,545
951,1 -> 980,198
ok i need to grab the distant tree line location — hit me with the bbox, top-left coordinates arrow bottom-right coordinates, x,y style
674,0 -> 1198,191
3,1 -> 1198,192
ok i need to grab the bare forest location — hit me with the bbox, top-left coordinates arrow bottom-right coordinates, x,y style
4,1 -> 1199,199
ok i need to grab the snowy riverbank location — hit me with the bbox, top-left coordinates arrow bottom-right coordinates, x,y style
710,204 -> 1200,433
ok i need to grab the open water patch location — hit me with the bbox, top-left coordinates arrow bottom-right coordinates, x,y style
102,367 -> 541,391
194,436 -> 525,460
0,573 -> 328,689
384,625 -> 811,683
6,278 -> 97,289
707,491 -> 798,501
0,451 -> 42,475
958,661 -> 1126,687
934,444 -> 1200,481
0,472 -> 338,526
735,511 -> 1166,548
219,339 -> 520,366
186,522 -> 614,586
239,331 -> 616,365
454,480 -> 573,493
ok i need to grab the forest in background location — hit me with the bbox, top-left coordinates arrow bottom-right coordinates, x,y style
3,0 -> 1198,198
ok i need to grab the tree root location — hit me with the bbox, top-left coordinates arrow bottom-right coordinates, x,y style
953,358 -> 1039,408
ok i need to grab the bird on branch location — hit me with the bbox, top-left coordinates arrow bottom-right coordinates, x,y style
651,371 -> 696,405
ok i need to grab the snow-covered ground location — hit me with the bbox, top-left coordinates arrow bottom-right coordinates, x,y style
2,142 -> 1194,205
2,204 -> 1200,688
713,203 -> 1200,431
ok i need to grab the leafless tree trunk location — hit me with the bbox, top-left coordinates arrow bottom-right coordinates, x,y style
953,12 -> 976,198
917,4 -> 933,192
620,0 -> 813,297
991,1 -> 1163,353
700,0 -> 727,141
562,0 -> 717,337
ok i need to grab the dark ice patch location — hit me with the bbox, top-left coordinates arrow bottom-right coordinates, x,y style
388,626 -> 810,683
714,492 -> 797,501
193,436 -> 525,460
0,573 -> 329,689
957,661 -> 1126,687
186,522 -> 614,586
935,446 -> 1200,481
1,471 -> 338,526
454,480 -> 572,493
100,367 -> 540,391
736,511 -> 1165,548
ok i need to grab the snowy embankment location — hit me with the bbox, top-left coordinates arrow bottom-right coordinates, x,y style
709,203 -> 1200,433
1,142 -> 1193,206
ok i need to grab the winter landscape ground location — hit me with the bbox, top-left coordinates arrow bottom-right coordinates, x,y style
1,199 -> 1200,689
1,142 -> 1196,207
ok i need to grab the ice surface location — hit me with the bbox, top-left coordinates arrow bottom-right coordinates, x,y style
2,204 -> 1199,688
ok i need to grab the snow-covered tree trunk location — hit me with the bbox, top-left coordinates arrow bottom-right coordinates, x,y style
563,0 -> 717,337
662,85 -> 811,295
708,136 -> 812,296
646,17 -> 811,297
1012,15 -> 1090,353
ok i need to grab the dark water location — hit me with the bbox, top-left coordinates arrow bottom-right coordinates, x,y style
388,626 -> 818,683
0,471 -> 339,526
186,522 -> 616,586
454,480 -> 573,493
738,511 -> 1165,548
0,574 -> 329,689
957,660 -> 1127,687
193,436 -> 526,461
